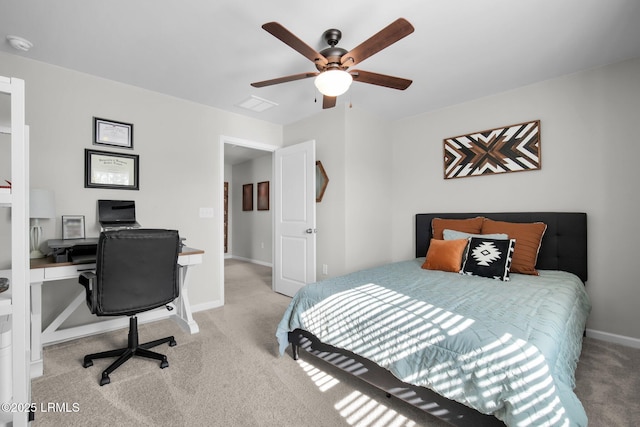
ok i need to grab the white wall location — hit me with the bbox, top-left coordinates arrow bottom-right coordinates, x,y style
230,154 -> 273,264
390,57 -> 640,342
344,107 -> 393,271
284,104 -> 393,278
284,106 -> 348,278
0,52 -> 282,327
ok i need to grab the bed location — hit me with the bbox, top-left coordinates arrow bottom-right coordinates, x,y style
276,212 -> 591,427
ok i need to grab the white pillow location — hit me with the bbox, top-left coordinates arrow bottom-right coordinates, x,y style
443,229 -> 508,241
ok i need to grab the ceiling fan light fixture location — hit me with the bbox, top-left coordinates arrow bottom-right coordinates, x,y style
314,69 -> 352,97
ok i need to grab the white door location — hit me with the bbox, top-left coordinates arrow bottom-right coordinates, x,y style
273,140 -> 316,297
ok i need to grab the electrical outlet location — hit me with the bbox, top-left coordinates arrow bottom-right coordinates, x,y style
322,264 -> 328,275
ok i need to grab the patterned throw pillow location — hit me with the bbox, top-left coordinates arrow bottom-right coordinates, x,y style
461,237 -> 516,281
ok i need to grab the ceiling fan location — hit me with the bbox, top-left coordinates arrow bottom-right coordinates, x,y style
251,18 -> 415,109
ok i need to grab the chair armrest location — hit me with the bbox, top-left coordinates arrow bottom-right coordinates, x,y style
79,271 -> 98,314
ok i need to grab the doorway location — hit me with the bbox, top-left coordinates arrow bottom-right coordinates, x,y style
218,136 -> 278,304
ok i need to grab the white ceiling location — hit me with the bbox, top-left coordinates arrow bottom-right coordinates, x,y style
2,1 -> 640,162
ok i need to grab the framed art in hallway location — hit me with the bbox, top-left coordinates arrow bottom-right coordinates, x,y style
242,183 -> 253,211
257,181 -> 269,211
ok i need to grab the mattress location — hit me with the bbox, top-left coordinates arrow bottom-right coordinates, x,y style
276,258 -> 591,426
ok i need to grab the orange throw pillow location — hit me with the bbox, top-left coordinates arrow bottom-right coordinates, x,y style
431,217 -> 484,240
422,238 -> 469,272
481,219 -> 547,275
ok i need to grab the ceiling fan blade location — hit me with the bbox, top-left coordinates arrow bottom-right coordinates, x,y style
262,22 -> 329,67
322,96 -> 337,109
341,18 -> 414,67
251,72 -> 318,88
351,70 -> 412,90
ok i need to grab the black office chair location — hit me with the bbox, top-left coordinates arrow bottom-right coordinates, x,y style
79,229 -> 180,386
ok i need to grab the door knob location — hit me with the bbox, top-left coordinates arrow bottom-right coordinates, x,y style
305,228 -> 317,234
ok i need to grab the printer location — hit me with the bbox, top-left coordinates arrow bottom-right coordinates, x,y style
48,238 -> 98,264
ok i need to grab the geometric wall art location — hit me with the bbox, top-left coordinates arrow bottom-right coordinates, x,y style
443,120 -> 540,179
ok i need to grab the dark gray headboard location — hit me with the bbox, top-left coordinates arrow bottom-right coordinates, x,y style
415,212 -> 587,282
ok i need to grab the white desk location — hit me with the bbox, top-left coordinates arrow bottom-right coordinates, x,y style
29,247 -> 204,378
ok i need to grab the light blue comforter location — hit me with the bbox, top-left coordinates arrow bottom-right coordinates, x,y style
276,259 -> 591,427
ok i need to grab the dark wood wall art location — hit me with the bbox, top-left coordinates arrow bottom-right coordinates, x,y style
443,120 -> 541,179
242,183 -> 253,211
316,161 -> 329,202
257,181 -> 269,211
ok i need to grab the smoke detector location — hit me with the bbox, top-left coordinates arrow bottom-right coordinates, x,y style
6,35 -> 33,52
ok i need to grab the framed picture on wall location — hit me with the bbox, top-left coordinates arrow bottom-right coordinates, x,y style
84,149 -> 139,190
242,183 -> 253,211
316,161 -> 329,202
93,117 -> 134,149
257,181 -> 269,211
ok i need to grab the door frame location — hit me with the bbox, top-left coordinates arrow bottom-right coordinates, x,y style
218,135 -> 278,304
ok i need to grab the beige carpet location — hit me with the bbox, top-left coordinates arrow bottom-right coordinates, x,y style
30,259 -> 640,426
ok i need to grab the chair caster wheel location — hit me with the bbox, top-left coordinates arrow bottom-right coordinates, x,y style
160,359 -> 169,369
100,374 -> 110,386
169,339 -> 177,347
83,359 -> 93,368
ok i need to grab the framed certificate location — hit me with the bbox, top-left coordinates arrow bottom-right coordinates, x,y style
84,149 -> 139,190
93,117 -> 133,149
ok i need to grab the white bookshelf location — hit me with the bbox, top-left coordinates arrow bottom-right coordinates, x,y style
0,76 -> 31,427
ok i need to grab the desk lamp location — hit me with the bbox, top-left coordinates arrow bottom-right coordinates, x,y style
29,189 -> 55,259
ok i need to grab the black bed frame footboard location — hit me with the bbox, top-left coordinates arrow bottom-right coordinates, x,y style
288,329 -> 505,427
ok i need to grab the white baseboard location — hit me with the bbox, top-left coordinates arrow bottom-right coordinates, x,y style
229,255 -> 273,268
191,299 -> 223,313
586,328 -> 640,349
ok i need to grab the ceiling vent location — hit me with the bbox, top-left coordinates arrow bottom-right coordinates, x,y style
237,95 -> 278,112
